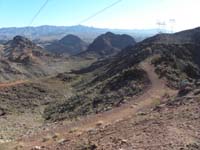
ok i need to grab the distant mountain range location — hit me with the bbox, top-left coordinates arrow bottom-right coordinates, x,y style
0,25 -> 167,42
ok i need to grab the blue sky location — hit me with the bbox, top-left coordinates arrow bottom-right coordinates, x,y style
0,0 -> 200,31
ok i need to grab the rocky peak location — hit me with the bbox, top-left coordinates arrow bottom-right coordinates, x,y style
84,32 -> 136,57
9,35 -> 36,49
60,34 -> 84,45
104,32 -> 115,37
46,34 -> 88,55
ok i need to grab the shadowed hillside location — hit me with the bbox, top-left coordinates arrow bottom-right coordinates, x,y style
45,34 -> 88,56
78,32 -> 136,58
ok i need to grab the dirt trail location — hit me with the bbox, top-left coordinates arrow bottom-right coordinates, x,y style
0,80 -> 28,88
70,58 -> 170,129
73,58 -> 174,130
17,57 -> 177,149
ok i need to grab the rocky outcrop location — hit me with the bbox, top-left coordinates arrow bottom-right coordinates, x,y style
3,36 -> 46,64
0,36 -> 72,82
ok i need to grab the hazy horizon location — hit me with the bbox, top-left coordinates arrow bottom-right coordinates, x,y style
0,0 -> 200,32
0,24 -> 171,30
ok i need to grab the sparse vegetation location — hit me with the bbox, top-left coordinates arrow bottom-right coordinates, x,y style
1,25 -> 200,150
43,66 -> 149,121
151,44 -> 200,88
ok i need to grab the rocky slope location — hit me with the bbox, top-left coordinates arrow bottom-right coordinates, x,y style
19,27 -> 200,150
91,27 -> 200,88
44,67 -> 149,121
0,36 -> 92,82
143,27 -> 200,44
1,27 -> 200,150
2,36 -> 49,64
78,32 -> 136,58
44,82 -> 199,150
141,27 -> 200,88
44,27 -> 200,121
46,34 -> 88,56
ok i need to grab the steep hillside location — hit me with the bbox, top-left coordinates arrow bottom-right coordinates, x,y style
78,32 -> 136,58
44,27 -> 200,121
40,80 -> 200,150
140,27 -> 200,87
44,67 -> 149,121
143,27 -> 200,44
46,34 -> 88,56
94,27 -> 200,88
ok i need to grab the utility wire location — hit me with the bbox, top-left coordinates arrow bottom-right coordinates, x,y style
78,0 -> 123,25
28,0 -> 50,26
23,0 -> 50,38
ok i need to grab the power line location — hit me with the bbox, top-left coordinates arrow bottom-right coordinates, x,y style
28,0 -> 50,26
78,0 -> 123,25
23,0 -> 50,38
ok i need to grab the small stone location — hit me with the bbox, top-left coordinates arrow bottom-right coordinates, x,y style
31,146 -> 42,150
137,112 -> 146,116
42,137 -> 50,142
193,89 -> 200,95
96,121 -> 104,127
52,133 -> 59,140
58,138 -> 69,145
130,105 -> 135,108
121,139 -> 128,144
